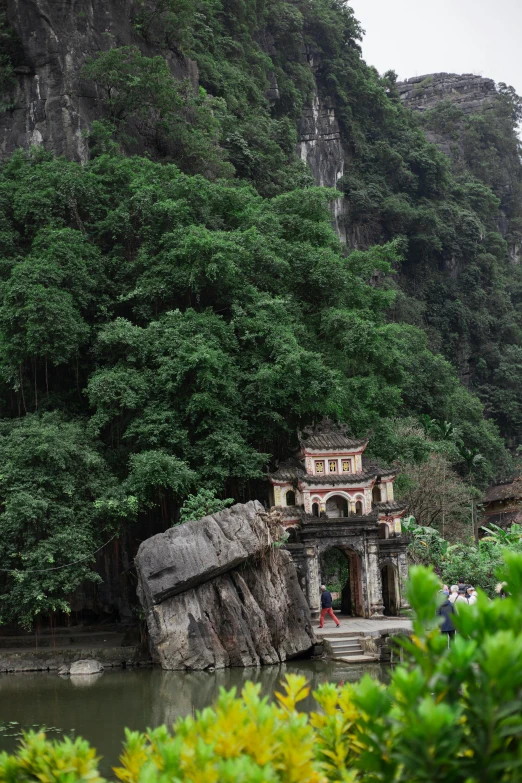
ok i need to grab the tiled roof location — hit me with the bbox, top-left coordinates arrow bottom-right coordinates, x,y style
362,457 -> 396,478
484,480 -> 522,504
375,500 -> 407,514
300,470 -> 376,486
269,459 -> 305,482
300,432 -> 368,451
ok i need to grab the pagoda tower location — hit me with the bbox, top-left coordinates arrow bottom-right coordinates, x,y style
268,420 -> 409,619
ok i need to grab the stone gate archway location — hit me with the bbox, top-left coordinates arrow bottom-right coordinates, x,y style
319,545 -> 365,617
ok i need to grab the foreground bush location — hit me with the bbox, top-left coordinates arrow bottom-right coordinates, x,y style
3,551 -> 522,782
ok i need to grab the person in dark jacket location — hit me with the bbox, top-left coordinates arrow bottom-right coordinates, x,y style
437,591 -> 456,645
319,585 -> 341,628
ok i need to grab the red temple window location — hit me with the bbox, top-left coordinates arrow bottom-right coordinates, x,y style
329,460 -> 337,473
342,460 -> 351,473
315,460 -> 325,474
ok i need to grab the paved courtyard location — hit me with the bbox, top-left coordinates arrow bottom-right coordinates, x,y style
315,615 -> 412,638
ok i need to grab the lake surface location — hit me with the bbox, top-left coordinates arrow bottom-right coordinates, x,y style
0,660 -> 389,775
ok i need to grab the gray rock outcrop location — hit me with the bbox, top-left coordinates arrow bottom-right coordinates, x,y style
2,0 -> 197,161
397,73 -> 498,115
296,47 -> 346,242
136,501 -> 315,670
136,501 -> 274,608
68,659 -> 104,675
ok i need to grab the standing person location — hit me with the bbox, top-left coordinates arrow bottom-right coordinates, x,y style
467,586 -> 478,605
495,582 -> 508,599
454,585 -> 469,607
437,591 -> 456,646
319,585 -> 341,628
449,585 -> 459,604
457,578 -> 468,593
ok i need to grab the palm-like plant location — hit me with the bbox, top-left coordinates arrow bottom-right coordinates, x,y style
457,443 -> 486,476
481,522 -> 522,545
419,415 -> 462,442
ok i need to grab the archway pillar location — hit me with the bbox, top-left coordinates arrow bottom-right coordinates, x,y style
367,540 -> 385,617
398,550 -> 410,611
303,546 -> 321,620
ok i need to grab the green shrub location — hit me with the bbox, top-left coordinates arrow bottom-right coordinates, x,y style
3,551 -> 522,781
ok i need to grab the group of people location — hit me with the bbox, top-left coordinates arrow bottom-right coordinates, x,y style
437,580 -> 478,644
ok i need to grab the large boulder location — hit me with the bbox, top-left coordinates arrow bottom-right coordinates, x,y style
136,501 -> 315,669
136,501 -> 276,608
144,549 -> 314,670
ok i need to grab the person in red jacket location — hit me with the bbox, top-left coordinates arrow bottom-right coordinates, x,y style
319,585 -> 341,628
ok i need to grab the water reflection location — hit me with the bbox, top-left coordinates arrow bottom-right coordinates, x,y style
0,661 -> 389,775
69,672 -> 105,688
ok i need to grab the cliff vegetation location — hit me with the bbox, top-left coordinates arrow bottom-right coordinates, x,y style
0,0 -> 521,624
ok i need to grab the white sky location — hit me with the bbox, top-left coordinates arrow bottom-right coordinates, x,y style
348,0 -> 522,96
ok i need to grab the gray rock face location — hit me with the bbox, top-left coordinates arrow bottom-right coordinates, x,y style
136,501 -> 274,608
145,549 -> 314,670
297,90 -> 345,242
296,48 -> 345,242
68,659 -> 104,675
136,501 -> 315,670
397,73 -> 498,115
2,0 -> 197,161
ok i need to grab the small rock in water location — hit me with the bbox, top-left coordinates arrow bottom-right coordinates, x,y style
68,659 -> 104,675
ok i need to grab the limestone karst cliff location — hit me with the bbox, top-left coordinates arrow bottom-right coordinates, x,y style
1,0 -> 197,160
2,0 -> 344,202
397,73 -> 499,116
397,73 -> 521,260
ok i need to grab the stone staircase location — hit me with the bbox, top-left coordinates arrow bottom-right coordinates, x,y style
320,632 -> 378,663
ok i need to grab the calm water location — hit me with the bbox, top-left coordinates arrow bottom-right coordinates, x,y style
0,661 -> 389,775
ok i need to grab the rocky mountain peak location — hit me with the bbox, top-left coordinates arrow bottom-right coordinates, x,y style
397,72 -> 499,114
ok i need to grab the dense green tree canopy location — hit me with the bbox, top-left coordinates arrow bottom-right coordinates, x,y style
0,149 -> 510,626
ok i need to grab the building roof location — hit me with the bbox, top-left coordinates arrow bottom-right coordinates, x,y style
298,418 -> 368,452
481,510 -> 522,530
362,457 -> 396,479
269,459 -> 305,483
300,432 -> 368,451
484,479 -> 522,504
375,500 -> 407,515
300,509 -> 379,527
300,470 -> 376,486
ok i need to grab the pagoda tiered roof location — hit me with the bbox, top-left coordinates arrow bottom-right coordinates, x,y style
300,432 -> 368,451
374,500 -> 407,515
362,457 -> 396,480
298,419 -> 368,452
301,470 -> 376,486
269,459 -> 306,482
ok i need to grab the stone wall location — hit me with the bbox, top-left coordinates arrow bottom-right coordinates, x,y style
359,628 -> 409,664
